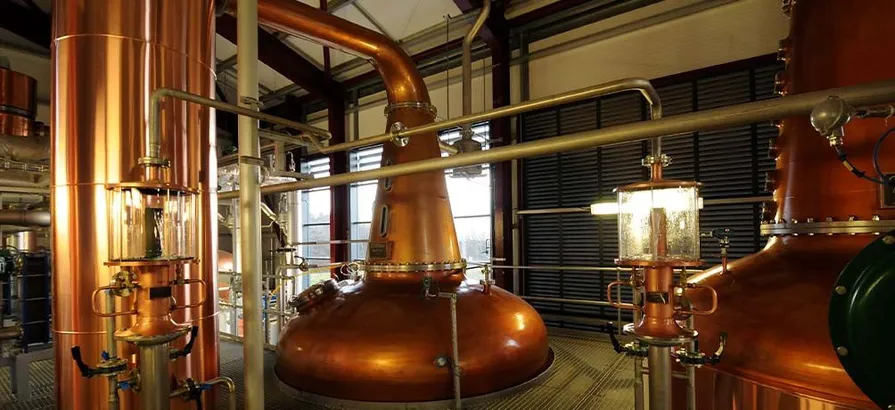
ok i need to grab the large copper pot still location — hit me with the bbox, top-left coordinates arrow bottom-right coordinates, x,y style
687,0 -> 895,409
51,1 -> 219,408
225,0 -> 552,403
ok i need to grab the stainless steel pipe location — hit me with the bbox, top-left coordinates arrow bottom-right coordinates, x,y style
138,344 -> 171,410
463,0 -> 491,119
438,292 -> 462,409
148,88 -> 331,159
236,0 -> 265,407
206,377 -> 238,410
0,210 -> 50,227
105,291 -> 119,410
522,295 -> 612,307
648,346 -> 672,410
217,79 -> 895,199
308,78 -> 662,155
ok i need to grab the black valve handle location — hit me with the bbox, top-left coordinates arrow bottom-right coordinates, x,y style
606,322 -> 624,353
71,346 -> 96,378
171,326 -> 200,360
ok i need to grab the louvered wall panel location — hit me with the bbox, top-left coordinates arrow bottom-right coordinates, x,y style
520,59 -> 784,326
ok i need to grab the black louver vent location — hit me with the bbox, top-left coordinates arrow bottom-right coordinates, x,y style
520,59 -> 783,325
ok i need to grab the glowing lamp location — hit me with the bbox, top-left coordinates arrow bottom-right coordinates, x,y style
616,180 -> 702,265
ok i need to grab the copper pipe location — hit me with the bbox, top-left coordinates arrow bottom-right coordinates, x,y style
52,1 -> 219,408
0,209 -> 50,227
229,0 -> 428,105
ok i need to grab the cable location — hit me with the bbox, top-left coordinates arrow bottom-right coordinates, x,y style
873,127 -> 895,186
834,146 -> 886,185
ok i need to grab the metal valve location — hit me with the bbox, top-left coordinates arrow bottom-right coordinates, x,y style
607,322 -> 648,358
673,332 -> 728,367
702,228 -> 731,274
70,346 -> 128,379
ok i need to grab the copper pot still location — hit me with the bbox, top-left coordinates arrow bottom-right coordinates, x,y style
241,0 -> 552,404
51,1 -> 219,409
686,0 -> 895,409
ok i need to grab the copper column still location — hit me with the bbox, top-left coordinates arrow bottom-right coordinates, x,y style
223,0 -> 552,403
687,0 -> 895,409
51,1 -> 219,409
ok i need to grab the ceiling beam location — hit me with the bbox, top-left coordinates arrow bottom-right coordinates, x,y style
452,0 -> 509,52
327,0 -> 358,13
216,14 -> 344,104
0,1 -> 51,48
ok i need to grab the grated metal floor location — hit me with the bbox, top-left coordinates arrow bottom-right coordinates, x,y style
0,329 -> 634,410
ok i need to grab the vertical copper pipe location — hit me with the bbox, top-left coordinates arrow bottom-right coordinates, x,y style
51,1 -> 218,409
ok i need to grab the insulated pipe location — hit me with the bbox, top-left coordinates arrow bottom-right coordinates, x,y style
648,346 -> 672,410
104,291 -> 119,410
311,78 -> 661,155
148,88 -> 331,161
236,0 -> 265,408
138,344 -> 172,410
216,79 -> 895,199
463,0 -> 491,118
0,210 -> 50,227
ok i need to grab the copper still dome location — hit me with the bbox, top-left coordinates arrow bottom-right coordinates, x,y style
254,0 -> 552,404
687,0 -> 895,408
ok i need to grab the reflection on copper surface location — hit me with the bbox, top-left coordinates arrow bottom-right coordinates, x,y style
51,1 -> 218,408
245,0 -> 552,402
687,0 -> 895,408
0,66 -> 36,137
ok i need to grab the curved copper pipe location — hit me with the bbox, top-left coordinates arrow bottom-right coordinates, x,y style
226,0 -> 429,104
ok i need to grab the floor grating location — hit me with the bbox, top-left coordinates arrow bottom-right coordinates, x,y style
0,329 -> 634,410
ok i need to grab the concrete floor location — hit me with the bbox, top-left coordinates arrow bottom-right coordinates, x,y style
0,328 -> 635,409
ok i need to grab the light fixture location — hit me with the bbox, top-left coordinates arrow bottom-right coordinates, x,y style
107,183 -> 198,262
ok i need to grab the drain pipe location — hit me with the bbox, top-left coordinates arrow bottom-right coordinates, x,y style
236,0 -> 265,408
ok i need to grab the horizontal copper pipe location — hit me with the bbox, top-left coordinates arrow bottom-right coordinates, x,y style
218,79 -> 895,199
0,209 -> 50,226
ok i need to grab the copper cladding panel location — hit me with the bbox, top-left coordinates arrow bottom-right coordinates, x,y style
0,67 -> 37,137
51,1 -> 218,409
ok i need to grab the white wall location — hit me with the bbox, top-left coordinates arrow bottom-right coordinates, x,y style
526,0 -> 789,99
309,0 -> 788,142
1,0 -> 789,140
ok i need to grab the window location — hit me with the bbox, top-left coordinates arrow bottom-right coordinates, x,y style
298,157 -> 332,289
349,125 -> 493,281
